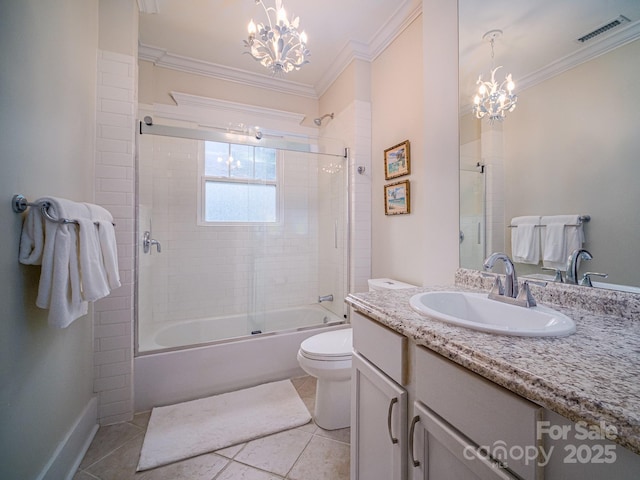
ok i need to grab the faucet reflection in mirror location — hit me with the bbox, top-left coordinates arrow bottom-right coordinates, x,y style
565,248 -> 609,287
473,30 -> 517,123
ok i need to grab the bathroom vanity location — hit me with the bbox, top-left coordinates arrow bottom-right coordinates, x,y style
347,269 -> 640,480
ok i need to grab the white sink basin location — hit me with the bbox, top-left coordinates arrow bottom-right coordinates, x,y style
409,291 -> 576,337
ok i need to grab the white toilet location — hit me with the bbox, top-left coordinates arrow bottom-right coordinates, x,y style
297,328 -> 353,430
297,278 -> 415,430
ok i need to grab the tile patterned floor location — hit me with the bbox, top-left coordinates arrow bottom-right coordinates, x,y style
73,376 -> 350,480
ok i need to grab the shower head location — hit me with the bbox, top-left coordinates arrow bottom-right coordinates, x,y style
314,113 -> 334,126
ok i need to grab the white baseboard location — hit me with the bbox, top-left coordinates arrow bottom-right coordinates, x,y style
37,396 -> 98,480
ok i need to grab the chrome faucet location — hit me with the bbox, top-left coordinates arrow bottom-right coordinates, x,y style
483,252 -> 545,308
565,249 -> 592,285
483,252 -> 518,298
318,294 -> 334,303
143,231 -> 162,254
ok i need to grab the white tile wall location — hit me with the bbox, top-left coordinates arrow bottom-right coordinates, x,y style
93,50 -> 136,425
328,101 -> 373,295
138,134 -> 330,338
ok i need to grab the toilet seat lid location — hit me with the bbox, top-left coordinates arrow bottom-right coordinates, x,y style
300,329 -> 352,359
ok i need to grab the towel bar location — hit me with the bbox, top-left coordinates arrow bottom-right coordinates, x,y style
507,215 -> 590,228
12,194 -> 115,226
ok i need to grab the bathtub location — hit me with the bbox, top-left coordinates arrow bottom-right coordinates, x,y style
134,305 -> 348,411
145,304 -> 344,351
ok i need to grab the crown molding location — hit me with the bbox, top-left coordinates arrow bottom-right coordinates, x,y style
460,20 -> 640,114
139,43 -> 319,99
517,20 -> 640,92
369,1 -> 422,60
313,40 -> 371,97
314,1 -> 422,97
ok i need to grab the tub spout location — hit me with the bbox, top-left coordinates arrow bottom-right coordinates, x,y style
318,294 -> 334,303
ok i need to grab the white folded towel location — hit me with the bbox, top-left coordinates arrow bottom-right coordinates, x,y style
541,215 -> 585,270
49,217 -> 88,327
19,197 -> 89,327
77,214 -> 111,302
83,203 -> 121,291
510,216 -> 541,264
19,202 -> 46,266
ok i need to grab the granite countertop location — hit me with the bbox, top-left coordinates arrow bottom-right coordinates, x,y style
345,269 -> 640,455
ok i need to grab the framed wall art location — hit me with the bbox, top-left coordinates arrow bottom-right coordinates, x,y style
384,180 -> 410,215
384,140 -> 410,180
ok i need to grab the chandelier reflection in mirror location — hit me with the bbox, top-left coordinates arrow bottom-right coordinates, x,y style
244,0 -> 310,76
473,30 -> 517,122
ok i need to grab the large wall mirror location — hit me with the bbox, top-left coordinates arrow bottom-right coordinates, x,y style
459,0 -> 640,292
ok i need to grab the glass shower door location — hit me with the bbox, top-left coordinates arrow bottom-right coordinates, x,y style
459,168 -> 486,270
136,125 -> 347,353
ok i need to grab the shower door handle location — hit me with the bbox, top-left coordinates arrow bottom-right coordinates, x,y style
143,231 -> 162,253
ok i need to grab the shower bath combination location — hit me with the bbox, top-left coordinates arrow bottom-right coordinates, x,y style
137,120 -> 349,353
314,113 -> 334,126
135,120 -> 350,410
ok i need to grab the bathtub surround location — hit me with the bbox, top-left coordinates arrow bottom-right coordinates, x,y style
134,324 -> 350,411
137,379 -> 311,471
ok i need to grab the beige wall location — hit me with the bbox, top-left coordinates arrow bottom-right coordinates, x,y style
99,0 -> 138,55
319,59 -> 372,115
0,1 -> 99,478
371,2 -> 459,287
371,15 -> 425,285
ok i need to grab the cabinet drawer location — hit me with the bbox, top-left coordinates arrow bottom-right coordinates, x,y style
352,311 -> 407,385
415,346 -> 543,480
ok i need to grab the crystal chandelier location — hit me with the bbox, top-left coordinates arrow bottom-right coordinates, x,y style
473,30 -> 517,122
244,0 -> 310,76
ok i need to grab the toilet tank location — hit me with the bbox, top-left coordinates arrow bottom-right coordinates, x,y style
368,278 -> 416,292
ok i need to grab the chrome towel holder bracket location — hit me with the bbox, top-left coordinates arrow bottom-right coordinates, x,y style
12,194 -> 66,223
12,194 -> 115,226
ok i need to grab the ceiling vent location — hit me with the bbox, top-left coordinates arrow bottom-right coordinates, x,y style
576,15 -> 631,43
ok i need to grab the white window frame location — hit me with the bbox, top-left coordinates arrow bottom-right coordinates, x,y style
197,140 -> 283,226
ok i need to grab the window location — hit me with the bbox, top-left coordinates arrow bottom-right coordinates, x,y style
201,141 -> 279,223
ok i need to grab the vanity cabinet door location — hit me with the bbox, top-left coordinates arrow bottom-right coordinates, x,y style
351,351 -> 408,480
410,401 -> 517,480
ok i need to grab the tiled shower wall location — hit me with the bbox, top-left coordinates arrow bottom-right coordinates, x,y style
137,133 -> 341,339
323,100 -> 373,295
93,50 -> 136,424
